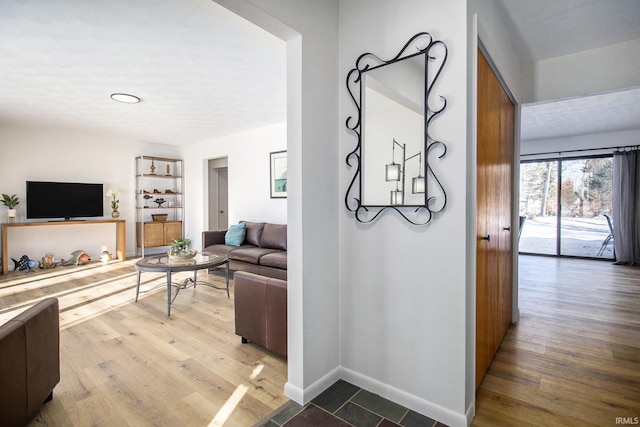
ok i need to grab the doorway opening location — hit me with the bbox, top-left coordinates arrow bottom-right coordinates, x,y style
208,157 -> 229,231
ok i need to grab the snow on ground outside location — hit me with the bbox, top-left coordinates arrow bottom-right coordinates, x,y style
519,216 -> 614,258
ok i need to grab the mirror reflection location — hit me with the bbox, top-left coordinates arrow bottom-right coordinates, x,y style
361,53 -> 426,206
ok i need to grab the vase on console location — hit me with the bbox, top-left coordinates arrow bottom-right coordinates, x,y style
107,189 -> 120,220
2,193 -> 19,223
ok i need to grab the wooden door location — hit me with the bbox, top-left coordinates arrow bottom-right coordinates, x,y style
476,50 -> 514,390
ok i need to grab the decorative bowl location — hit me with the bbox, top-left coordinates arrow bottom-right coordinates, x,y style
152,214 -> 168,222
168,249 -> 198,262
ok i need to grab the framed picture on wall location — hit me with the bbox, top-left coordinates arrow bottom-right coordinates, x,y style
270,150 -> 287,198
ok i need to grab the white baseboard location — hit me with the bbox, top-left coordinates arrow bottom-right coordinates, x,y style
466,401 -> 475,426
286,366 -> 470,427
284,366 -> 341,405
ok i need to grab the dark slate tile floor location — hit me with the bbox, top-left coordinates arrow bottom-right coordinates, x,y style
256,380 -> 449,427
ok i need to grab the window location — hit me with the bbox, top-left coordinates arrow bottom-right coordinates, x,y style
519,156 -> 613,259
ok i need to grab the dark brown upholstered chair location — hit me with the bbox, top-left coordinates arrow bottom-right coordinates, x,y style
0,298 -> 60,427
234,271 -> 287,358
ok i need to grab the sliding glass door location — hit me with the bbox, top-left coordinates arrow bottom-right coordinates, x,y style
519,156 -> 614,259
519,161 -> 557,255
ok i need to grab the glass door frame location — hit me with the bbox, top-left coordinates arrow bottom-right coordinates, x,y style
519,153 -> 614,260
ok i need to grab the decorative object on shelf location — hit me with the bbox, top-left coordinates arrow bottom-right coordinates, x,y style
150,159 -> 156,175
166,164 -> 171,176
345,32 -> 448,225
270,150 -> 287,198
106,189 -> 120,218
12,255 -> 36,272
153,198 -> 166,208
61,250 -> 91,266
168,237 -> 197,262
100,250 -> 113,264
39,253 -> 60,269
2,193 -> 19,223
153,189 -> 161,193
152,214 -> 168,222
143,194 -> 152,207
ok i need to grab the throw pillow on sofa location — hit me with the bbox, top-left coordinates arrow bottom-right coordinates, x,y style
225,223 -> 247,246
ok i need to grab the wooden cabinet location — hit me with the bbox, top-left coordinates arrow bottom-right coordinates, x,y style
135,156 -> 184,255
136,221 -> 183,248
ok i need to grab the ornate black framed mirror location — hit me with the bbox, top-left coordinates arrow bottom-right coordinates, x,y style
345,32 -> 448,225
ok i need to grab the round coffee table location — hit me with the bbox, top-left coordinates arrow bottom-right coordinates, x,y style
135,252 -> 229,316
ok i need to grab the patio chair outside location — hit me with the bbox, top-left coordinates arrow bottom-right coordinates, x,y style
597,214 -> 614,257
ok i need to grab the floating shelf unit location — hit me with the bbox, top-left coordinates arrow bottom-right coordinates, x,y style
135,156 -> 184,257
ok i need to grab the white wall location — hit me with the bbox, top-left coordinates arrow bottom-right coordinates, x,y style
339,1 -> 469,426
179,122 -> 287,250
0,123 -> 178,260
469,0 -> 534,103
221,0 -> 342,406
534,39 -> 640,102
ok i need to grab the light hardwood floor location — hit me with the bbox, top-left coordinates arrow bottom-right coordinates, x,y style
0,259 -> 288,427
3,256 -> 639,426
473,255 -> 640,426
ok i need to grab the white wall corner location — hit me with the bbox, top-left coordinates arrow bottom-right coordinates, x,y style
466,12 -> 479,425
284,366 -> 341,405
466,402 -> 475,426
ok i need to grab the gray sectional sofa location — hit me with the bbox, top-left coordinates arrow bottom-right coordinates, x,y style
202,221 -> 287,280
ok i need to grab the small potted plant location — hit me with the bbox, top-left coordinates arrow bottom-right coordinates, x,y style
1,193 -> 19,223
106,189 -> 120,218
168,237 -> 197,261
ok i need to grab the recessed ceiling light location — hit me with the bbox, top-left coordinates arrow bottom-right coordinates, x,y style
110,93 -> 141,104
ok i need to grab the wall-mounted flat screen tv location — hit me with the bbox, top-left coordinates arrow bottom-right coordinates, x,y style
26,181 -> 104,220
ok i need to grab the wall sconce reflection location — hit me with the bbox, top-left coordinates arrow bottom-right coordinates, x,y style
385,138 -> 425,205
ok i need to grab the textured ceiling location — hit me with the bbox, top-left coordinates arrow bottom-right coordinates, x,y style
2,1 -> 639,146
496,0 -> 640,62
0,0 -> 286,146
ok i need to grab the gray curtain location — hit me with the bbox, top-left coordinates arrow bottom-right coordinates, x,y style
612,149 -> 640,265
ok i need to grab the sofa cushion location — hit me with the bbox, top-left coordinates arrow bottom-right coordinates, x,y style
225,223 -> 246,246
241,221 -> 265,246
259,251 -> 287,270
260,223 -> 287,250
204,244 -> 252,258
229,247 -> 279,264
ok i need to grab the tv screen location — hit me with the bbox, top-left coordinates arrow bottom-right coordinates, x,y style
27,181 -> 104,220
